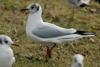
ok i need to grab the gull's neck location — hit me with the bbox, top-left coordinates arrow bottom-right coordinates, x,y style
27,11 -> 44,27
0,45 -> 11,51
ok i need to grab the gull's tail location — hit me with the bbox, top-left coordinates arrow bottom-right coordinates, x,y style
80,3 -> 91,7
58,30 -> 95,42
74,31 -> 96,37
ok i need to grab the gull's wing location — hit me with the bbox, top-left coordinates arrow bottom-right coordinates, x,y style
32,26 -> 76,38
32,22 -> 95,38
11,57 -> 15,67
67,0 -> 79,5
45,22 -> 76,33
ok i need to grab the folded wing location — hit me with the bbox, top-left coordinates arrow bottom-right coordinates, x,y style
32,26 -> 95,38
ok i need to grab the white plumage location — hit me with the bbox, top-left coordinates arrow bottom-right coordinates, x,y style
0,35 -> 16,67
72,54 -> 84,67
67,0 -> 90,7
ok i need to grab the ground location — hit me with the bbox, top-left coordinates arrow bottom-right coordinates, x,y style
0,0 -> 100,67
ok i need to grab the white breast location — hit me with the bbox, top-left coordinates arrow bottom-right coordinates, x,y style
0,46 -> 14,67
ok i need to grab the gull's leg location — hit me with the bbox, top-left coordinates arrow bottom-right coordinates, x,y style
48,43 -> 56,58
49,51 -> 52,58
72,9 -> 75,19
86,7 -> 93,21
46,46 -> 49,58
69,8 -> 75,22
71,8 -> 75,20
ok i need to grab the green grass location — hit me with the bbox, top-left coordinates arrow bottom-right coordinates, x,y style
0,0 -> 100,67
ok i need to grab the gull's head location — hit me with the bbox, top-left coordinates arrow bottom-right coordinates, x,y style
72,54 -> 84,67
0,35 -> 18,47
21,3 -> 41,14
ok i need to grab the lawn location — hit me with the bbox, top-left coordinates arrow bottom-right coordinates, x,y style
0,0 -> 100,67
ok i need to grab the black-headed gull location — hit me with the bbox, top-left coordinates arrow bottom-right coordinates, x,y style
67,0 -> 91,20
0,35 -> 18,67
72,54 -> 84,67
21,3 -> 95,58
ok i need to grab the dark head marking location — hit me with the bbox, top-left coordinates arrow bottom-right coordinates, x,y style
31,4 -> 37,9
0,38 -> 2,44
31,4 -> 39,12
4,38 -> 8,44
31,4 -> 36,9
74,58 -> 77,62
31,6 -> 34,9
37,6 -> 39,11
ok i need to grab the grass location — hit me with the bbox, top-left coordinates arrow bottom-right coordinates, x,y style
0,0 -> 100,67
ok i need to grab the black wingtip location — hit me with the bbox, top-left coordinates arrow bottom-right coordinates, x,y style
74,31 -> 96,36
80,3 -> 91,7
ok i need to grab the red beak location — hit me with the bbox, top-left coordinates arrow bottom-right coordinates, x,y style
20,8 -> 28,12
12,43 -> 19,47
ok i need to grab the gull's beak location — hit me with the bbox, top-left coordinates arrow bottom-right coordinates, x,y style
20,8 -> 28,12
12,43 -> 19,47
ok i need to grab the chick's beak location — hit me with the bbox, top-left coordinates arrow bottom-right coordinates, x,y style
20,8 -> 28,12
12,43 -> 19,47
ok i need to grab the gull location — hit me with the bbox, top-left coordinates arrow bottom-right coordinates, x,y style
67,0 -> 90,7
67,0 -> 91,20
72,54 -> 84,67
0,35 -> 18,67
21,3 -> 95,58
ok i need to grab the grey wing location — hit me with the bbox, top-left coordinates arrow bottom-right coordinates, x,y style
67,0 -> 79,5
32,27 -> 75,38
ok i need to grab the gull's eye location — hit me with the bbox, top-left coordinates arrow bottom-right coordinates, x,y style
0,40 -> 2,44
31,6 -> 34,9
5,40 -> 8,44
74,58 -> 77,62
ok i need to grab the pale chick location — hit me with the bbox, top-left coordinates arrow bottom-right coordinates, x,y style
0,35 -> 18,67
72,54 -> 84,67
